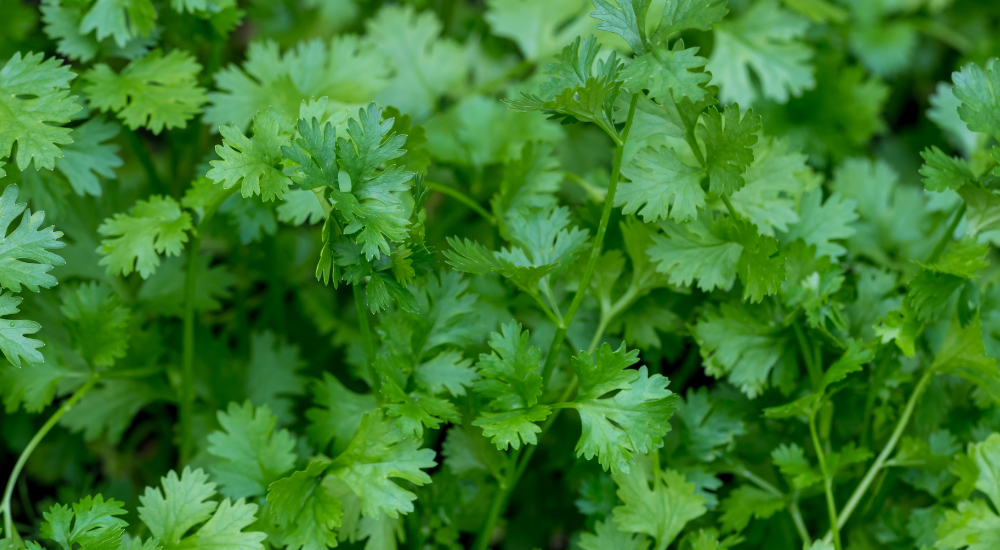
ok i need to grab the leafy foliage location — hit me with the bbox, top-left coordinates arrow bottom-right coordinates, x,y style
3,1 -> 1000,550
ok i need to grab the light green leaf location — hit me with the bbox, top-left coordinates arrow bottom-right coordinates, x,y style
97,195 -> 192,279
207,401 -> 296,499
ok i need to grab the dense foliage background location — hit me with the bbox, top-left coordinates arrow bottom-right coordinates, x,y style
3,0 -> 1000,549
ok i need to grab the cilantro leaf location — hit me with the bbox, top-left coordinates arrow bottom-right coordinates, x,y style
79,0 -> 156,48
205,37 -> 389,131
648,216 -> 741,292
329,410 -> 436,519
485,0 -> 596,61
0,292 -> 44,367
0,52 -> 81,171
621,42 -> 711,103
138,467 -> 266,550
472,406 -> 552,451
693,302 -> 792,398
613,467 -> 706,549
675,388 -> 744,462
97,195 -> 192,279
651,0 -> 729,44
266,460 -> 342,550
718,485 -> 784,532
782,188 -> 857,259
473,322 -> 544,410
0,184 -> 65,293
698,104 -> 761,196
59,281 -> 131,367
591,0 -> 650,55
952,59 -> 1000,141
306,372 -> 376,454
84,49 -> 206,134
208,109 -> 292,202
40,495 -> 127,550
55,116 -> 122,197
579,518 -> 650,550
706,0 -> 814,106
366,5 -> 466,119
570,344 -> 678,473
206,401 -> 296,499
618,145 -> 706,223
919,146 -> 975,192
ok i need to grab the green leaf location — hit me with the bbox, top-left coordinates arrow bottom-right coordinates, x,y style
472,405 -> 552,451
208,110 -> 292,202
485,0 -> 596,61
205,38 -> 389,131
729,219 -> 785,303
932,314 -> 1000,402
366,5 -> 466,119
570,344 -> 678,473
591,0 -> 650,55
0,292 -> 44,367
728,136 -> 814,236
782,188 -> 857,259
952,59 -> 1000,141
266,460 -> 342,550
0,52 -> 81,171
473,322 -> 544,410
618,145 -> 706,223
414,350 -> 478,397
698,104 -> 761,196
59,281 -> 131,367
138,467 -> 266,550
920,146 -> 975,192
706,0 -> 814,106
60,380 -> 159,443
935,500 -> 1000,550
820,340 -> 873,392
651,0 -> 729,44
621,42 -> 711,102
79,0 -> 157,48
40,495 -> 127,550
244,331 -> 307,425
958,185 -> 1000,237
676,388 -> 745,462
329,409 -> 436,518
306,372 -> 377,454
0,184 -> 66,293
579,518 -> 650,550
84,49 -> 206,134
613,466 -> 706,550
718,485 -> 784,532
0,354 -> 72,412
207,401 -> 296,499
55,116 -> 122,197
693,302 -> 792,398
648,216 -> 741,292
508,36 -> 624,140
441,425 -> 506,478
97,195 -> 192,279
772,443 -> 822,489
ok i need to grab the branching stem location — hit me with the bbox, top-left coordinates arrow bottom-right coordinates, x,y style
424,181 -> 497,226
474,93 -> 640,550
2,374 -> 99,540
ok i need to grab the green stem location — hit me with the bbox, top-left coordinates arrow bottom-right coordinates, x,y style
424,181 -> 497,225
824,367 -> 935,543
353,284 -> 383,404
926,202 -> 966,264
810,412 -> 842,550
789,494 -> 811,546
793,322 -> 822,391
2,375 -> 99,540
180,186 -> 238,464
473,92 -> 640,550
124,127 -> 166,195
719,193 -> 740,221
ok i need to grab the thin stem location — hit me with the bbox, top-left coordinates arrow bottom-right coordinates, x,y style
719,193 -> 740,221
563,171 -> 605,203
793,322 -> 821,391
810,412 -> 842,550
180,186 -> 239,464
474,93 -> 640,550
2,375 -> 99,539
733,467 -> 783,498
789,493 -> 811,546
124,127 -> 166,195
353,284 -> 383,404
824,367 -> 935,543
424,181 -> 497,226
926,203 -> 966,264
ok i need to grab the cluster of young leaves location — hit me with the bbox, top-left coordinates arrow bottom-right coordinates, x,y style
4,0 -> 1000,550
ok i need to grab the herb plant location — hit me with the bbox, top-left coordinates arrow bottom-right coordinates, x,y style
2,0 -> 1000,549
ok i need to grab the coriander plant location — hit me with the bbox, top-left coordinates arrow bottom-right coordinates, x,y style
1,0 -> 1000,549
